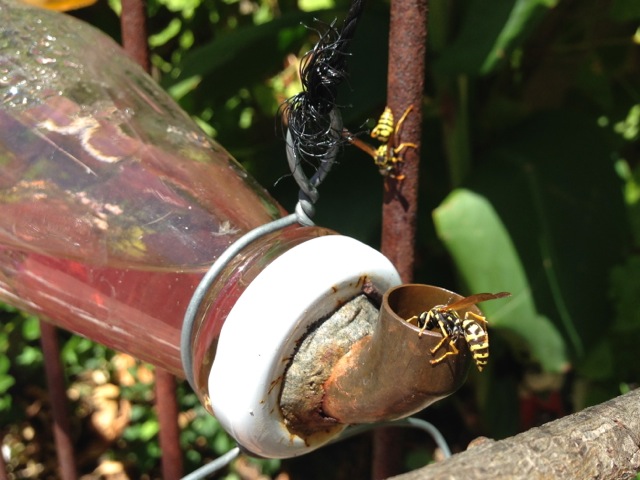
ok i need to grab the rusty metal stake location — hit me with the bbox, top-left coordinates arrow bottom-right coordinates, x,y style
40,321 -> 78,480
155,369 -> 184,479
375,0 -> 428,476
380,0 -> 427,273
119,4 -> 183,478
120,0 -> 151,72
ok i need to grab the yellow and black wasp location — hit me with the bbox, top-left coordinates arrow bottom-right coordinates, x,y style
407,292 -> 510,372
344,105 -> 416,180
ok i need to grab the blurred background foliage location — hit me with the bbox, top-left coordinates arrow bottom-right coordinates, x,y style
1,0 -> 639,477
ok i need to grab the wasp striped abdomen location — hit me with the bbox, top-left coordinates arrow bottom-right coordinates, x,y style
462,317 -> 490,371
370,107 -> 395,143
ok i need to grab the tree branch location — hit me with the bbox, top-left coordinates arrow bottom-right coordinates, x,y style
391,388 -> 640,480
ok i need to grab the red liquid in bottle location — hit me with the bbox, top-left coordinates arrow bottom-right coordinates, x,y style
0,5 -> 319,378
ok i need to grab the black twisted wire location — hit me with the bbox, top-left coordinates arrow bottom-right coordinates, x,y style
280,0 -> 365,197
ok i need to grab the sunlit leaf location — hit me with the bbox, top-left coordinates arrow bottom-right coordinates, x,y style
444,110 -> 630,364
139,418 -> 160,440
299,0 -> 334,12
170,11 -> 314,95
157,0 -> 201,17
15,345 -> 43,365
0,375 -> 16,393
21,315 -> 40,341
149,18 -> 183,48
0,356 -> 14,394
434,0 -> 556,75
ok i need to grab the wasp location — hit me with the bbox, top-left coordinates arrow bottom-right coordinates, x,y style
344,105 -> 417,180
406,292 -> 511,372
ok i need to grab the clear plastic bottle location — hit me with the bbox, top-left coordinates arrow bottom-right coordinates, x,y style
0,0 -> 326,377
0,1 -> 401,457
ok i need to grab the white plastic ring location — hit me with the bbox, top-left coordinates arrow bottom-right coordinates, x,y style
208,235 -> 401,458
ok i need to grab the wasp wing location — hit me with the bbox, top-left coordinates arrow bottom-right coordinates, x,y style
445,292 -> 510,311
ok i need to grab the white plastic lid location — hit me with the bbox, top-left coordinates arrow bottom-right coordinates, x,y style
208,235 -> 401,458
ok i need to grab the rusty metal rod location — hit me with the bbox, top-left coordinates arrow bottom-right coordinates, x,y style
155,371 -> 183,479
155,369 -> 184,479
380,0 -> 427,272
119,4 -> 183,478
120,0 -> 151,72
376,0 -> 428,476
39,321 -> 78,480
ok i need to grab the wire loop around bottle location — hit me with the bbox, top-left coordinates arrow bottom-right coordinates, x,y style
181,211 -> 302,391
180,111 -> 339,391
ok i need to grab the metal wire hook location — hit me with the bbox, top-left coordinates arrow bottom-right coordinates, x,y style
286,108 -> 342,203
181,109 -> 340,391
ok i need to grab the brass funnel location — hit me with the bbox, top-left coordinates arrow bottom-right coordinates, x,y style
322,284 -> 474,423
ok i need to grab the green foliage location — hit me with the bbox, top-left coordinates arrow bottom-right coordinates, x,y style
0,316 -> 15,413
0,306 -> 41,418
1,0 -> 638,474
434,0 -> 557,76
0,355 -> 14,412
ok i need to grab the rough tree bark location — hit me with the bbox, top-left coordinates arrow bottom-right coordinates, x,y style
390,388 -> 640,480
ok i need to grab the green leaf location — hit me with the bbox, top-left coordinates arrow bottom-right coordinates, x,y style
139,419 -> 160,441
191,411 -> 222,437
299,0 -> 335,11
15,345 -> 43,365
610,0 -> 640,21
0,375 -> 15,393
434,189 -> 569,372
439,110 -> 630,367
0,355 -> 15,394
609,255 -> 640,332
20,315 -> 40,341
213,430 -> 236,454
148,18 -> 183,48
575,339 -> 614,380
434,0 -> 556,76
60,336 -> 94,367
167,11 -> 313,100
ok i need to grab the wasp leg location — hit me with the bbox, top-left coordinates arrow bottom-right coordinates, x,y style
379,168 -> 405,182
405,315 -> 428,337
429,321 -> 451,352
430,339 -> 460,365
393,142 -> 418,156
417,320 -> 428,337
393,105 -> 415,145
388,136 -> 417,183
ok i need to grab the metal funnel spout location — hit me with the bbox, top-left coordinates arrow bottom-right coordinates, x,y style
278,283 -> 486,451
322,284 -> 474,424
